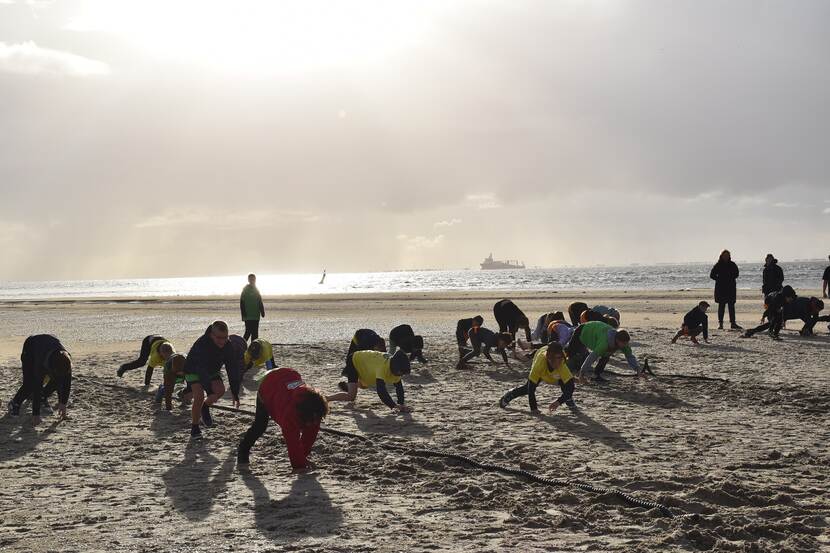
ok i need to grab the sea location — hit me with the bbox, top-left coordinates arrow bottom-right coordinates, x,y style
0,261 -> 826,301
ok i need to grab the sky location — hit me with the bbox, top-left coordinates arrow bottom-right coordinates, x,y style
0,0 -> 828,280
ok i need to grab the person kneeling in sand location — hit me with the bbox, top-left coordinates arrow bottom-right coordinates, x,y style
117,335 -> 175,386
456,327 -> 512,369
327,350 -> 412,413
244,338 -> 276,374
742,285 -> 797,340
8,334 -> 72,425
456,315 -> 484,359
388,324 -> 428,364
499,343 -> 575,413
672,301 -> 710,345
237,367 -> 328,471
183,321 -> 243,438
566,321 -> 642,383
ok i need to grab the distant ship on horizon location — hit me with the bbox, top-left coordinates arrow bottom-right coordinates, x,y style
480,253 -> 525,270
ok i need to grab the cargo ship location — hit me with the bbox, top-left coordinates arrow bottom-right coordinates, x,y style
480,253 -> 525,270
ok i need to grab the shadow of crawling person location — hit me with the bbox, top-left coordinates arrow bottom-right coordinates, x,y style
342,407 -> 434,438
0,412 -> 61,463
516,408 -> 636,451
162,443 -> 236,521
240,470 -> 343,539
587,380 -> 695,410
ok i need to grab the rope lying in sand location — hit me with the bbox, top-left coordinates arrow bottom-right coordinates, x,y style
74,375 -> 681,517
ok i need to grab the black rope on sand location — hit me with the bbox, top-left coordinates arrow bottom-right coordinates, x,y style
75,374 -> 683,518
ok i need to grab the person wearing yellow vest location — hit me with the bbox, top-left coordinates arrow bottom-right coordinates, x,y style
244,339 -> 275,373
117,335 -> 175,386
327,350 -> 412,412
499,343 -> 576,413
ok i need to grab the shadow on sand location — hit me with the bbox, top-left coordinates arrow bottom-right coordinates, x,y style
240,471 -> 342,540
535,408 -> 635,451
162,442 -> 236,521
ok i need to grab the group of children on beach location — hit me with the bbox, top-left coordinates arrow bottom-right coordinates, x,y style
7,258 -> 830,471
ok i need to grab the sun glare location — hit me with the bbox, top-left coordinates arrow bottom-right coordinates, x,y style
66,0 -> 448,75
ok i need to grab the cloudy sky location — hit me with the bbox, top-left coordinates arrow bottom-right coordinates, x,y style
1,0 -> 828,280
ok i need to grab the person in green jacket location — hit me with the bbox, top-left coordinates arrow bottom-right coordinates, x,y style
240,273 -> 265,342
566,321 -> 642,382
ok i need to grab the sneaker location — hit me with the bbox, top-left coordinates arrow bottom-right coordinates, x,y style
154,385 -> 165,403
565,399 -> 577,410
191,424 -> 202,438
593,375 -> 608,383
201,404 -> 214,427
8,400 -> 20,416
498,396 -> 508,409
337,381 -> 348,392
730,323 -> 743,330
116,365 -> 127,377
717,323 -> 724,330
690,336 -> 699,345
740,331 -> 753,338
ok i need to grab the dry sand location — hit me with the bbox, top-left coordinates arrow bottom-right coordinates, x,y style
1,289 -> 828,552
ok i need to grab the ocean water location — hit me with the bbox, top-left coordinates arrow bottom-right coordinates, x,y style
0,262 -> 826,301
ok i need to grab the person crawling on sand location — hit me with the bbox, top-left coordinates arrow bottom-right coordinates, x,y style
8,335 -> 72,425
671,301 -> 710,345
566,321 -> 642,383
494,299 -> 532,342
388,324 -> 428,364
742,285 -> 797,340
155,353 -> 187,410
117,335 -> 175,386
456,327 -> 512,369
567,302 -> 589,326
547,319 -> 575,346
182,321 -> 243,438
745,295 -> 825,337
456,315 -> 484,359
591,305 -> 621,325
499,343 -> 576,413
244,338 -> 276,373
327,350 -> 412,413
531,311 -> 566,343
342,328 -> 386,381
237,367 -> 328,471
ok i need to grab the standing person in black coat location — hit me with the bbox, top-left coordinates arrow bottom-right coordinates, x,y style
493,299 -> 532,342
709,249 -> 742,330
761,254 -> 784,297
822,254 -> 830,299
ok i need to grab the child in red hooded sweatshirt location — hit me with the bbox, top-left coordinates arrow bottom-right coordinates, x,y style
237,367 -> 329,471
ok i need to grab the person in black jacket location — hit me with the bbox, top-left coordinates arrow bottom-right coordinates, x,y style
567,302 -> 590,327
742,285 -> 797,339
388,324 -> 427,364
709,249 -> 742,330
456,315 -> 484,358
745,296 -> 828,336
183,321 -> 243,437
761,254 -> 785,297
8,335 -> 72,425
493,299 -> 531,342
822,255 -> 830,299
456,327 -> 512,369
671,301 -> 710,345
342,329 -> 386,380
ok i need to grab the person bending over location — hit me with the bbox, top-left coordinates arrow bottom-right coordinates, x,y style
327,350 -> 412,413
456,315 -> 484,358
238,367 -> 328,471
156,353 -> 187,411
566,321 -> 641,382
8,334 -> 72,425
742,285 -> 797,340
531,311 -> 566,343
456,327 -> 512,369
182,321 -> 243,437
499,343 -> 575,413
388,324 -> 427,364
244,338 -> 276,373
494,299 -> 532,343
117,335 -> 175,386
672,301 -> 710,345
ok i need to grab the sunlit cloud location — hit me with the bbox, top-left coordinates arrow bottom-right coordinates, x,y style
0,41 -> 109,76
465,194 -> 501,210
135,208 -> 319,229
396,234 -> 445,250
434,218 -> 462,227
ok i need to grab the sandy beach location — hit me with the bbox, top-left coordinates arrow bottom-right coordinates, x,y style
1,289 -> 828,552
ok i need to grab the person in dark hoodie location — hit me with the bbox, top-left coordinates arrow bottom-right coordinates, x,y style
456,327 -> 512,369
240,273 -> 266,342
387,324 -> 427,364
456,315 -> 484,358
761,254 -> 785,297
786,297 -> 828,336
493,299 -> 532,342
742,285 -> 797,340
709,249 -> 742,330
671,301 -> 710,345
237,367 -> 329,471
567,302 -> 590,327
8,335 -> 72,425
183,321 -> 243,437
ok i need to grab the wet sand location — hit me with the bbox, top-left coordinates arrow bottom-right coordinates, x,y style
1,289 -> 828,552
